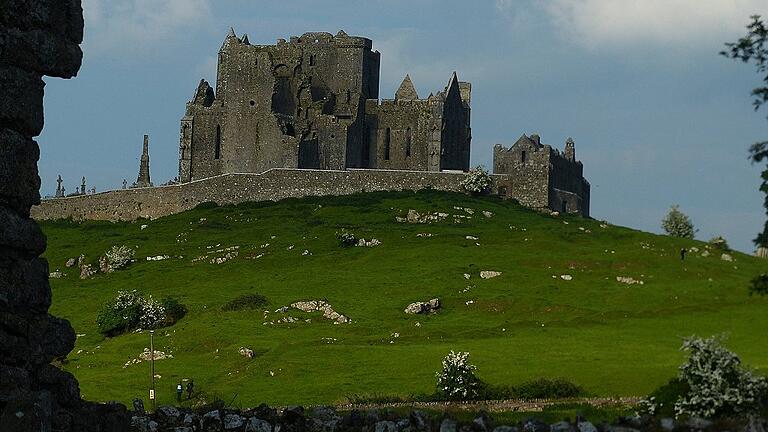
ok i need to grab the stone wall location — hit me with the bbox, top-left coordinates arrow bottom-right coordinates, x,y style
0,1 -> 128,430
32,169 -> 477,222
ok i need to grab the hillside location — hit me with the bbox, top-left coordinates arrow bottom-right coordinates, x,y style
40,190 -> 768,408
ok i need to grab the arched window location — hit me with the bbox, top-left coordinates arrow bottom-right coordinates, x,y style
405,127 -> 412,157
384,128 -> 391,161
215,125 -> 221,160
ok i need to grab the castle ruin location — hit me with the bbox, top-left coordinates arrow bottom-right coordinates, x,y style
178,30 -> 471,182
32,29 -> 590,221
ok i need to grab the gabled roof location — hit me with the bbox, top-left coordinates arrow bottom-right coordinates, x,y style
395,74 -> 419,101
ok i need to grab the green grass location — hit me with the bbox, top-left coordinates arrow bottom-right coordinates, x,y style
40,190 -> 768,408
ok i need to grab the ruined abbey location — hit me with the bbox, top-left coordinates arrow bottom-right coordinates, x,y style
32,30 -> 590,221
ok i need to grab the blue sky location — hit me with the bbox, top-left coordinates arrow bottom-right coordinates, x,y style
39,0 -> 768,252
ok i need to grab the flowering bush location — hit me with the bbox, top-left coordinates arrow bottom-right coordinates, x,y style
336,230 -> 358,247
674,336 -> 767,418
435,351 -> 481,400
708,235 -> 730,251
461,166 -> 492,195
97,290 -> 186,336
105,245 -> 135,270
661,205 -> 696,239
139,296 -> 166,329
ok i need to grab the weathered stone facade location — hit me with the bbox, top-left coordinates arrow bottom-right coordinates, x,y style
493,134 -> 590,217
0,1 -> 128,430
178,30 -> 471,183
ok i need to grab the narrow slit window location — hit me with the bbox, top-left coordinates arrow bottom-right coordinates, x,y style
384,128 -> 391,161
521,150 -> 527,163
405,127 -> 412,157
215,125 -> 222,160
309,54 -> 316,66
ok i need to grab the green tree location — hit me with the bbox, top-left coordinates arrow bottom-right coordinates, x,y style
662,205 -> 696,239
722,15 -> 768,247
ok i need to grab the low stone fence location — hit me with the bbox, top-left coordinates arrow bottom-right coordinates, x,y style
31,168 -> 485,222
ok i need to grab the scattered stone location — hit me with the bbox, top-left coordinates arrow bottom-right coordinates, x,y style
701,250 -> 710,257
402,209 -> 449,224
560,274 -> 573,281
239,347 -> 254,359
140,224 -> 148,230
404,298 -> 440,314
616,276 -> 644,285
302,249 -> 312,256
290,300 -> 350,324
721,253 -> 733,262
79,263 -> 96,280
463,273 -> 471,280
49,271 -> 63,279
480,271 -> 502,279
65,257 -> 77,267
466,235 -> 479,240
416,233 -> 433,238
146,255 -> 170,261
356,238 -> 381,247
482,211 -> 493,218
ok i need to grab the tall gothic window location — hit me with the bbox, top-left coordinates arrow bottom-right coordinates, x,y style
521,150 -> 526,163
215,125 -> 222,160
384,128 -> 391,161
405,127 -> 412,157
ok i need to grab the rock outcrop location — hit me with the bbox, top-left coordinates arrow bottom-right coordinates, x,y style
0,1 -> 128,430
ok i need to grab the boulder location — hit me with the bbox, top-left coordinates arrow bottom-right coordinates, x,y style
492,427 -> 518,432
480,271 -> 502,279
440,419 -> 458,432
404,298 -> 440,314
224,413 -> 246,430
549,421 -> 573,432
376,420 -> 397,432
576,422 -> 597,432
247,418 -> 273,432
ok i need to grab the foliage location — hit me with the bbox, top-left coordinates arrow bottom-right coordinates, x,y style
674,336 -> 767,418
104,245 -> 135,270
514,378 -> 585,399
435,351 -> 481,400
639,378 -> 691,418
749,273 -> 768,296
336,230 -> 358,247
222,293 -> 268,311
661,205 -> 696,239
461,166 -> 492,194
722,15 -> 768,246
708,236 -> 730,252
97,290 -> 186,336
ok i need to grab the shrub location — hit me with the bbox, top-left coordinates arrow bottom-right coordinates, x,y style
640,378 -> 691,418
674,336 -> 767,418
662,205 -> 696,239
105,245 -> 135,270
97,290 -> 187,336
515,378 -> 585,399
749,274 -> 768,296
435,351 -> 481,400
708,235 -> 730,251
336,230 -> 358,248
461,166 -> 492,194
222,293 -> 268,311
162,297 -> 188,324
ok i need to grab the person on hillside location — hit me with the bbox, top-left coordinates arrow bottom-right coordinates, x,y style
176,381 -> 183,402
186,380 -> 194,400
680,248 -> 687,261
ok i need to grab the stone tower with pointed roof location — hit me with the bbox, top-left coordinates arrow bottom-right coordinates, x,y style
177,30 -> 471,182
134,134 -> 153,188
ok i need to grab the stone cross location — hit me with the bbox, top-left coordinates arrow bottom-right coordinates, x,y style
81,176 -> 86,195
122,179 -> 128,189
55,175 -> 63,197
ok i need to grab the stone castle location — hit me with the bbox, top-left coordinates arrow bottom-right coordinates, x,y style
178,30 -> 471,182
32,30 -> 590,221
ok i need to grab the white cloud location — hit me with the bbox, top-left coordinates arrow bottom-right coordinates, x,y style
498,0 -> 768,49
82,0 -> 212,56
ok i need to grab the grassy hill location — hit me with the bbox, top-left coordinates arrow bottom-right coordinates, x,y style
40,190 -> 768,408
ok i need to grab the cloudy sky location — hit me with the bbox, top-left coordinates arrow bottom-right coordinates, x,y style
39,0 -> 768,252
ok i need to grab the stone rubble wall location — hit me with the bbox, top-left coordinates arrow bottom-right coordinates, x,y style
32,169 -> 521,222
0,1 -> 129,430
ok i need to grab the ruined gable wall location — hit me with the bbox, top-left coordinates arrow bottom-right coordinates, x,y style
367,100 -> 434,171
548,150 -> 590,216
439,87 -> 471,171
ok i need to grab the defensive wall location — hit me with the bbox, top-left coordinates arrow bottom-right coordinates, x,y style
32,168 -> 518,222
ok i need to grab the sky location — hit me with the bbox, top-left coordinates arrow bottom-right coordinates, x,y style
38,0 -> 768,253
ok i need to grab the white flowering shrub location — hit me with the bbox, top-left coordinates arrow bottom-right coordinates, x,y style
461,166 -> 492,195
139,296 -> 167,329
97,290 -> 184,336
661,205 -> 696,239
105,245 -> 135,270
674,336 -> 767,418
435,351 -> 481,400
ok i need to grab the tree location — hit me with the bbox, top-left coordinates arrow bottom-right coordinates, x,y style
662,205 -> 696,239
722,15 -> 768,247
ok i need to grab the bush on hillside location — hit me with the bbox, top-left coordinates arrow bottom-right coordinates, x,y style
639,378 -> 691,417
749,274 -> 768,296
336,230 -> 358,248
104,245 -> 135,270
674,336 -> 767,418
515,378 -> 585,399
435,351 -> 481,400
222,293 -> 268,311
661,205 -> 696,239
461,166 -> 492,195
708,235 -> 731,251
97,290 -> 187,336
